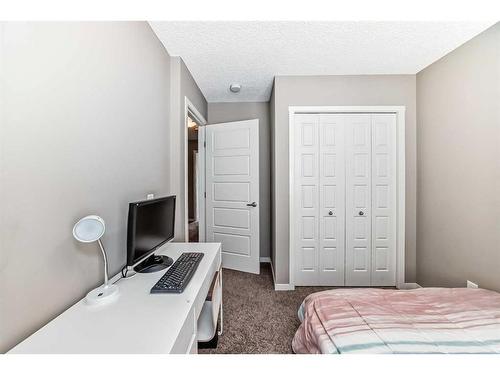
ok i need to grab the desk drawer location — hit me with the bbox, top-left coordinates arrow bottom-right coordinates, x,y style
170,306 -> 196,354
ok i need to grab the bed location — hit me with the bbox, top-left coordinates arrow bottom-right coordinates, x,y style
292,288 -> 500,354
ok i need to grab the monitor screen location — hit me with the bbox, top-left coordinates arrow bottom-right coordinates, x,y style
127,196 -> 175,266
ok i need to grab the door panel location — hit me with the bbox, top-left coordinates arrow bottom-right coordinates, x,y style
294,114 -> 345,286
213,128 -> 250,149
371,114 -> 397,286
213,232 -> 250,256
213,156 -> 250,175
206,119 -> 259,274
345,114 -> 372,286
213,208 -> 249,228
213,182 -> 250,202
318,114 -> 345,285
294,114 -> 319,285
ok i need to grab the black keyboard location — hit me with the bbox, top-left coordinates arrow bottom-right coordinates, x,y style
150,252 -> 204,294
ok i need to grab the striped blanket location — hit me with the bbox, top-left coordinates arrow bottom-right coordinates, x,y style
292,288 -> 500,354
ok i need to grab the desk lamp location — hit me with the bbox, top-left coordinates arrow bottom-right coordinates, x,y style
73,215 -> 119,304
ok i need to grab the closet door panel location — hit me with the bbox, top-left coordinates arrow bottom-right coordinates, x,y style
318,114 -> 345,285
371,114 -> 397,286
345,114 -> 372,286
294,114 -> 319,286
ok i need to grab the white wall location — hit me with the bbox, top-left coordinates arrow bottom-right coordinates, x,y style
271,75 -> 417,284
207,102 -> 271,258
416,23 -> 500,290
0,22 -> 172,352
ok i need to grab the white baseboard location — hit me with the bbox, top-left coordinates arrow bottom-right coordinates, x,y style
399,282 -> 421,290
274,283 -> 295,291
259,257 -> 271,263
269,260 -> 295,291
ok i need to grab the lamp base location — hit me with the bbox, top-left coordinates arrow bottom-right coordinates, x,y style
85,284 -> 119,305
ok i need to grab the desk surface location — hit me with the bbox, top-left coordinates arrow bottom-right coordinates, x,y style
9,242 -> 221,354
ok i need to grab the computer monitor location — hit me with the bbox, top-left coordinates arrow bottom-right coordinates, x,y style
126,195 -> 176,273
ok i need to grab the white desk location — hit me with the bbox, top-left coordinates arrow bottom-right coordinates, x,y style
9,242 -> 221,354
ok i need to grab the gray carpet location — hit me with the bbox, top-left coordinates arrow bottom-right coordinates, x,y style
199,263 -> 331,354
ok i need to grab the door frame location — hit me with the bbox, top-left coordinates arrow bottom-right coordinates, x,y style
184,97 -> 207,242
288,106 -> 406,289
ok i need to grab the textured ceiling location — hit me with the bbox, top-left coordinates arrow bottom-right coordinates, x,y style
149,21 -> 494,102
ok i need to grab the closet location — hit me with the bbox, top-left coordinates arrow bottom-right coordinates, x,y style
292,112 -> 398,286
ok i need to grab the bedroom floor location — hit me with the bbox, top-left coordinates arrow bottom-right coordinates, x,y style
199,263 -> 331,354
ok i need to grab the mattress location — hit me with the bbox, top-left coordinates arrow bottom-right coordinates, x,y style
292,287 -> 500,354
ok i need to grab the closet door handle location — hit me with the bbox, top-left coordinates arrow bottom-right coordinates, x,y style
359,210 -> 365,216
328,211 -> 333,216
246,202 -> 257,207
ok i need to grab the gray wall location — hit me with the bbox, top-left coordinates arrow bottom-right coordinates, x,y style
169,57 -> 208,241
207,102 -> 271,259
271,75 -> 417,284
416,23 -> 500,290
0,22 -> 172,352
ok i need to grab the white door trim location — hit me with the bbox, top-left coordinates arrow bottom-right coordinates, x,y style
289,106 -> 406,289
184,97 -> 207,242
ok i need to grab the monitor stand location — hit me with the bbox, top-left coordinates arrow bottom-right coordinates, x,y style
134,254 -> 173,274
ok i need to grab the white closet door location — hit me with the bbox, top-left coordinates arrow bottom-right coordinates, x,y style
371,114 -> 397,286
318,114 -> 345,285
345,114 -> 372,286
294,114 -> 320,285
293,111 -> 397,287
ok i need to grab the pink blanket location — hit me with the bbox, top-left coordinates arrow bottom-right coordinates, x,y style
292,288 -> 500,354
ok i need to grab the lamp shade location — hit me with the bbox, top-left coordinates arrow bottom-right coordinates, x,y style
73,215 -> 105,243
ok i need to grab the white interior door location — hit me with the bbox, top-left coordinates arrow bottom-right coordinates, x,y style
292,111 -> 398,287
293,114 -> 345,286
344,113 -> 397,286
319,115 -> 346,285
345,114 -> 372,286
370,114 -> 397,286
293,114 -> 320,285
205,119 -> 260,274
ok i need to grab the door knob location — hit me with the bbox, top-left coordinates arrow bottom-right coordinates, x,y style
359,210 -> 364,216
328,211 -> 333,216
246,202 -> 257,207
